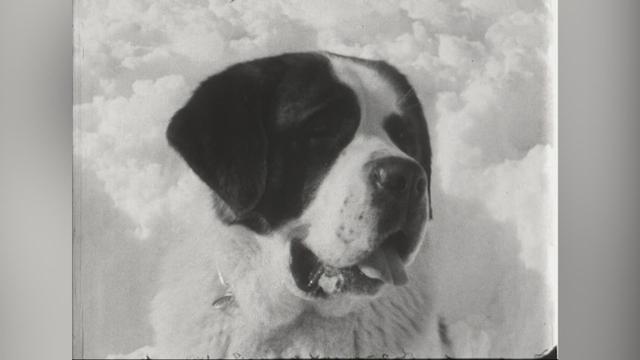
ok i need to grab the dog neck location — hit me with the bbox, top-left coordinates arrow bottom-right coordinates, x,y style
209,222 -> 443,358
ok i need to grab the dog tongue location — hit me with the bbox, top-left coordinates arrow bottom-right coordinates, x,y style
358,244 -> 408,285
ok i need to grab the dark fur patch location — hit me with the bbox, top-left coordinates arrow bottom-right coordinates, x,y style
168,52 -> 360,232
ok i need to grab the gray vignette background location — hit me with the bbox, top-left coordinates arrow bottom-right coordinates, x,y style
0,0 -> 639,359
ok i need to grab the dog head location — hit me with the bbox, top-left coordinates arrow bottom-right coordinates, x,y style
168,52 -> 432,312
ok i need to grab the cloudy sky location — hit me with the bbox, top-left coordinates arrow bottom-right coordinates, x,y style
73,0 -> 556,357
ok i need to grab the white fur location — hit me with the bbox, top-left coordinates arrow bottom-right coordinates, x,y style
119,217 -> 443,359
119,58 -> 444,359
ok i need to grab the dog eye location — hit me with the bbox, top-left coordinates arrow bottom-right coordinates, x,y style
306,121 -> 335,139
384,114 -> 416,155
394,129 -> 408,141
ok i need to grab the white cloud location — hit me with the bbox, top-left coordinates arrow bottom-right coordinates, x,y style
74,0 -> 555,357
74,74 -> 214,239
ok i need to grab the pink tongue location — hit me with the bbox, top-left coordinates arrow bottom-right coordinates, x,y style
358,244 -> 408,285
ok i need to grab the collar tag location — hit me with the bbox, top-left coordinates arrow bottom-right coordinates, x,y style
212,268 -> 235,309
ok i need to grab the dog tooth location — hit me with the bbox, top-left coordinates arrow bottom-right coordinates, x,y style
319,272 -> 343,294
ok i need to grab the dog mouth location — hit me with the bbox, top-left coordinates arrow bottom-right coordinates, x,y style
289,231 -> 412,298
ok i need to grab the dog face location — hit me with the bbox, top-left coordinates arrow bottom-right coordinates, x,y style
168,52 -> 432,306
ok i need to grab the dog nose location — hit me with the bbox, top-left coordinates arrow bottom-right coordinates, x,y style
369,156 -> 426,198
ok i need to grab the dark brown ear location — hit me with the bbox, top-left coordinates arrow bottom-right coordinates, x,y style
167,62 -> 272,219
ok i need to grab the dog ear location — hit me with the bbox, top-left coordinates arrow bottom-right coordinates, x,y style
167,62 -> 272,219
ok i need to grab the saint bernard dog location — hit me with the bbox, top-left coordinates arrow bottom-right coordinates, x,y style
130,52 -> 451,359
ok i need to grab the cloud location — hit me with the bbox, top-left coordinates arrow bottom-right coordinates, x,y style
74,0 -> 555,357
74,167 -> 157,358
75,74 -> 206,239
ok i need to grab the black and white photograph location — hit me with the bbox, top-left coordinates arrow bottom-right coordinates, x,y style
72,0 -> 557,358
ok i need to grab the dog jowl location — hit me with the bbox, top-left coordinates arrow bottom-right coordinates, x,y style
167,52 -> 432,302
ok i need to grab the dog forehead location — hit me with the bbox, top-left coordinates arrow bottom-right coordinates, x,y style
274,53 -> 357,129
326,55 -> 400,137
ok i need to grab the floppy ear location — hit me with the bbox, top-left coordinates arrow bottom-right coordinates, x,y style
167,63 -> 271,219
